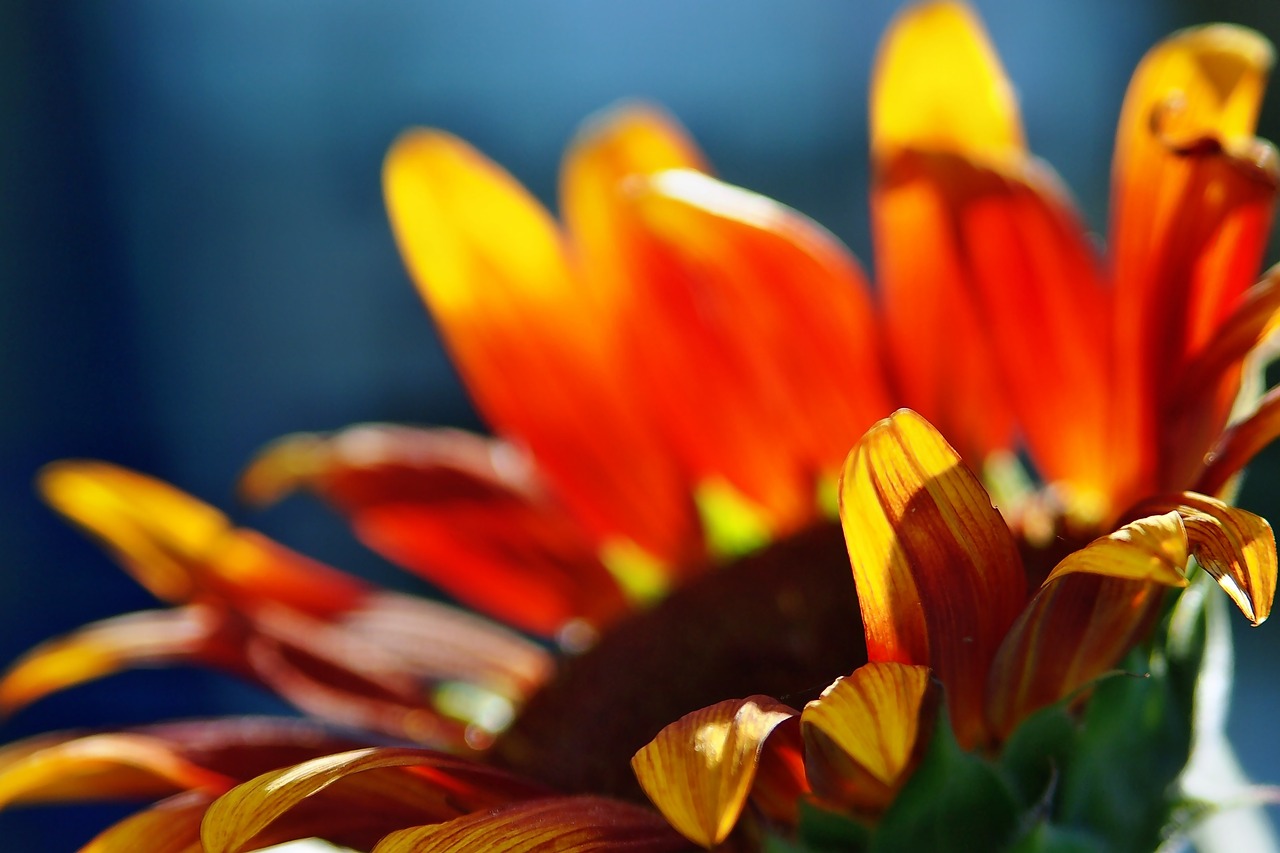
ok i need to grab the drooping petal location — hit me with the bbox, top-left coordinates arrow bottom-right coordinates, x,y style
987,513 -> 1206,738
839,409 -> 1026,747
614,169 -> 892,533
0,733 -> 230,809
870,0 -> 1022,462
38,461 -> 367,617
242,425 -> 628,637
199,747 -> 548,853
372,796 -> 693,853
0,606 -> 223,716
1109,24 -> 1278,497
1135,493 -> 1276,625
801,662 -> 936,814
383,127 -> 700,565
631,696 -> 797,848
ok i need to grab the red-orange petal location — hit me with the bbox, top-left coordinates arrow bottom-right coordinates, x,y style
243,425 -> 628,637
838,409 -> 1026,748
631,696 -> 797,848
801,662 -> 935,814
870,3 -> 1025,465
611,169 -> 892,533
1109,25 -> 1278,498
384,126 -> 700,565
372,796 -> 693,853
1197,385 -> 1280,497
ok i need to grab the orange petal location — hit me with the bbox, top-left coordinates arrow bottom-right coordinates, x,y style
630,696 -> 797,848
38,461 -> 368,617
870,3 -> 1025,463
0,733 -> 231,809
1109,25 -> 1278,498
243,426 -> 628,637
199,747 -> 547,853
801,662 -> 935,814
372,796 -> 692,853
985,573 -> 1167,741
1197,385 -> 1280,497
384,127 -> 700,565
839,409 -> 1026,747
1137,493 -> 1276,626
616,170 -> 892,532
0,606 -> 225,716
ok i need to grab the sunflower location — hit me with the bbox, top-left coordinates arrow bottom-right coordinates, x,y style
2,1 -> 1279,850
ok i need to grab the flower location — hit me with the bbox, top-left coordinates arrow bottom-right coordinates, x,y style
3,1 -> 1280,850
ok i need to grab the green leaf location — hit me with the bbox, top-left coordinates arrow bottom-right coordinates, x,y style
870,704 -> 1021,853
792,796 -> 871,852
999,701 -> 1079,810
1007,821 -> 1103,853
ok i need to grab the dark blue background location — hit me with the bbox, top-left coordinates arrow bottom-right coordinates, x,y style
4,1 -> 1279,847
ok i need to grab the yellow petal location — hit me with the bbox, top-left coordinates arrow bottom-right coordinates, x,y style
0,607 -> 219,716
801,663 -> 934,813
839,409 -> 1026,748
1175,494 -> 1275,625
1042,512 -> 1191,588
630,696 -> 796,848
871,0 -> 1023,162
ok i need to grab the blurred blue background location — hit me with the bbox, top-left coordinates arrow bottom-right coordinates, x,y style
3,0 -> 1279,847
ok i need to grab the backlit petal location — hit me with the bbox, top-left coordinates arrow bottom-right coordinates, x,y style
871,3 -> 1023,462
200,747 -> 547,853
384,128 -> 700,565
839,409 -> 1025,747
801,662 -> 935,813
1041,512 -> 1190,588
631,696 -> 797,848
243,426 -> 627,637
372,796 -> 692,853
1110,24 -> 1278,497
616,169 -> 892,532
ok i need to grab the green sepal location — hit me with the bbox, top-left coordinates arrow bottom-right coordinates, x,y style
869,698 -> 1022,853
783,797 -> 872,852
1006,821 -> 1104,853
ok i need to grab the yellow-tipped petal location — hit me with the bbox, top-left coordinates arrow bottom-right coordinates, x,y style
802,663 -> 934,813
871,0 -> 1023,162
839,409 -> 1025,748
631,696 -> 796,848
0,607 -> 219,716
1042,512 -> 1191,588
1176,494 -> 1275,625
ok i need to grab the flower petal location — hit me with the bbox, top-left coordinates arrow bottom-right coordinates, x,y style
1041,512 -> 1191,588
384,126 -> 700,565
839,409 -> 1025,747
631,696 -> 797,848
801,662 -> 935,813
617,169 -> 892,534
199,747 -> 548,853
242,425 -> 627,637
1140,493 -> 1276,626
1109,24 -> 1278,496
1197,385 -> 1280,498
372,796 -> 693,853
870,2 -> 1022,463
0,606 -> 222,716
80,791 -> 213,853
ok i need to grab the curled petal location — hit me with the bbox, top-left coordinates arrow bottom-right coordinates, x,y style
200,747 -> 548,853
243,425 -> 627,637
372,796 -> 693,853
1142,493 -> 1276,625
631,696 -> 797,848
801,662 -> 935,813
384,126 -> 700,564
839,409 -> 1025,747
1041,512 -> 1191,587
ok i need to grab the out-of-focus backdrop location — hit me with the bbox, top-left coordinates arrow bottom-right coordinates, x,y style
4,0 -> 1279,847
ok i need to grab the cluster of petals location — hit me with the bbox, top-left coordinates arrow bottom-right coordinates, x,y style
3,1 -> 1280,850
